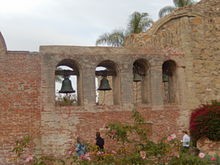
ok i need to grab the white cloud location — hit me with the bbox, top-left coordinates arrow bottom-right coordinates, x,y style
0,0 -> 174,51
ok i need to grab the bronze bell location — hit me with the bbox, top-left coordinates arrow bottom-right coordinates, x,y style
133,73 -> 142,82
98,76 -> 112,91
59,77 -> 75,93
162,73 -> 169,82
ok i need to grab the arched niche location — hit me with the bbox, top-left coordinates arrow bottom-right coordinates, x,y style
162,60 -> 177,104
133,59 -> 150,104
95,60 -> 120,105
55,59 -> 81,106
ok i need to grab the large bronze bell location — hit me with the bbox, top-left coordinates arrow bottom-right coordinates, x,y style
98,76 -> 112,91
133,73 -> 142,82
59,77 -> 75,93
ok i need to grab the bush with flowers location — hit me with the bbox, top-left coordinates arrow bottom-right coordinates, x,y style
190,100 -> 220,143
12,135 -> 65,165
12,108 -> 220,165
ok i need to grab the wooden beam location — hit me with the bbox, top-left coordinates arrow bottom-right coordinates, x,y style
55,70 -> 116,76
95,70 -> 116,76
55,70 -> 77,76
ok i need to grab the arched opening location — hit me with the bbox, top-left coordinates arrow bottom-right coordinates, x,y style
55,59 -> 81,106
162,60 -> 177,104
95,60 -> 120,105
133,59 -> 150,104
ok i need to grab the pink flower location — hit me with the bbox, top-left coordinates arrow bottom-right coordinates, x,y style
24,155 -> 33,162
198,152 -> 205,158
111,150 -> 117,154
211,157 -> 216,161
167,133 -> 176,141
167,136 -> 172,141
170,134 -> 176,139
80,153 -> 91,161
140,151 -> 146,159
67,150 -> 73,155
97,151 -> 104,155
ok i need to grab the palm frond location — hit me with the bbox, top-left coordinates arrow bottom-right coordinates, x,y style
127,12 -> 153,34
159,6 -> 176,18
186,0 -> 197,5
129,13 -> 141,33
159,0 -> 196,18
96,30 -> 125,47
173,0 -> 196,7
139,17 -> 154,32
95,11 -> 153,46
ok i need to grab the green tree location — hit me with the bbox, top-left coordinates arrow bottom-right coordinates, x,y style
96,29 -> 125,47
159,0 -> 196,18
96,12 -> 153,47
127,12 -> 153,34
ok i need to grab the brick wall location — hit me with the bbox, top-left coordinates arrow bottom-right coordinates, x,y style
0,51 -> 41,164
0,0 -> 219,164
36,45 -> 187,159
0,36 -> 188,165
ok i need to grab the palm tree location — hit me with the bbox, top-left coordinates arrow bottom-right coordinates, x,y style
159,0 -> 196,18
96,12 -> 153,47
96,30 -> 125,47
127,12 -> 153,34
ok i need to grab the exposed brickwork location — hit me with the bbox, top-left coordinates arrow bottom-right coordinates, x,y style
0,0 -> 219,164
0,51 -> 41,164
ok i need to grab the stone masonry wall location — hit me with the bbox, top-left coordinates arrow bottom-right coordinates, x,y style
39,46 -> 185,156
125,0 -> 220,107
124,0 -> 220,155
0,0 -> 219,164
0,37 -> 185,164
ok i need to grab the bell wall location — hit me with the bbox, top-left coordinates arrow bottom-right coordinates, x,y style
125,0 -> 220,106
0,38 -> 185,164
0,0 -> 219,164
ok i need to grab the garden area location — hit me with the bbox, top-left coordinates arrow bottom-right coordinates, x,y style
12,101 -> 220,165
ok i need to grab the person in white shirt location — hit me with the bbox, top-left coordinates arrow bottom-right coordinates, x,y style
181,130 -> 190,152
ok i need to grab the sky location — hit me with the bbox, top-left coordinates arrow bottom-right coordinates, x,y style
0,0 -> 174,51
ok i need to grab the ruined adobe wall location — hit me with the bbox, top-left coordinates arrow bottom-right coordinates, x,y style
0,35 -> 41,164
125,0 -> 220,107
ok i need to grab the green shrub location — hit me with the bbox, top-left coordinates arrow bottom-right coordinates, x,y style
169,153 -> 209,165
12,108 -> 219,165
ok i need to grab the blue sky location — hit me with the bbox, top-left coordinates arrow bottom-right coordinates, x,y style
0,0 -> 175,51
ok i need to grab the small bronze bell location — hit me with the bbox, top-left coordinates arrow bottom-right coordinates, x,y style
98,76 -> 112,91
133,73 -> 142,82
59,77 -> 75,93
162,73 -> 169,82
